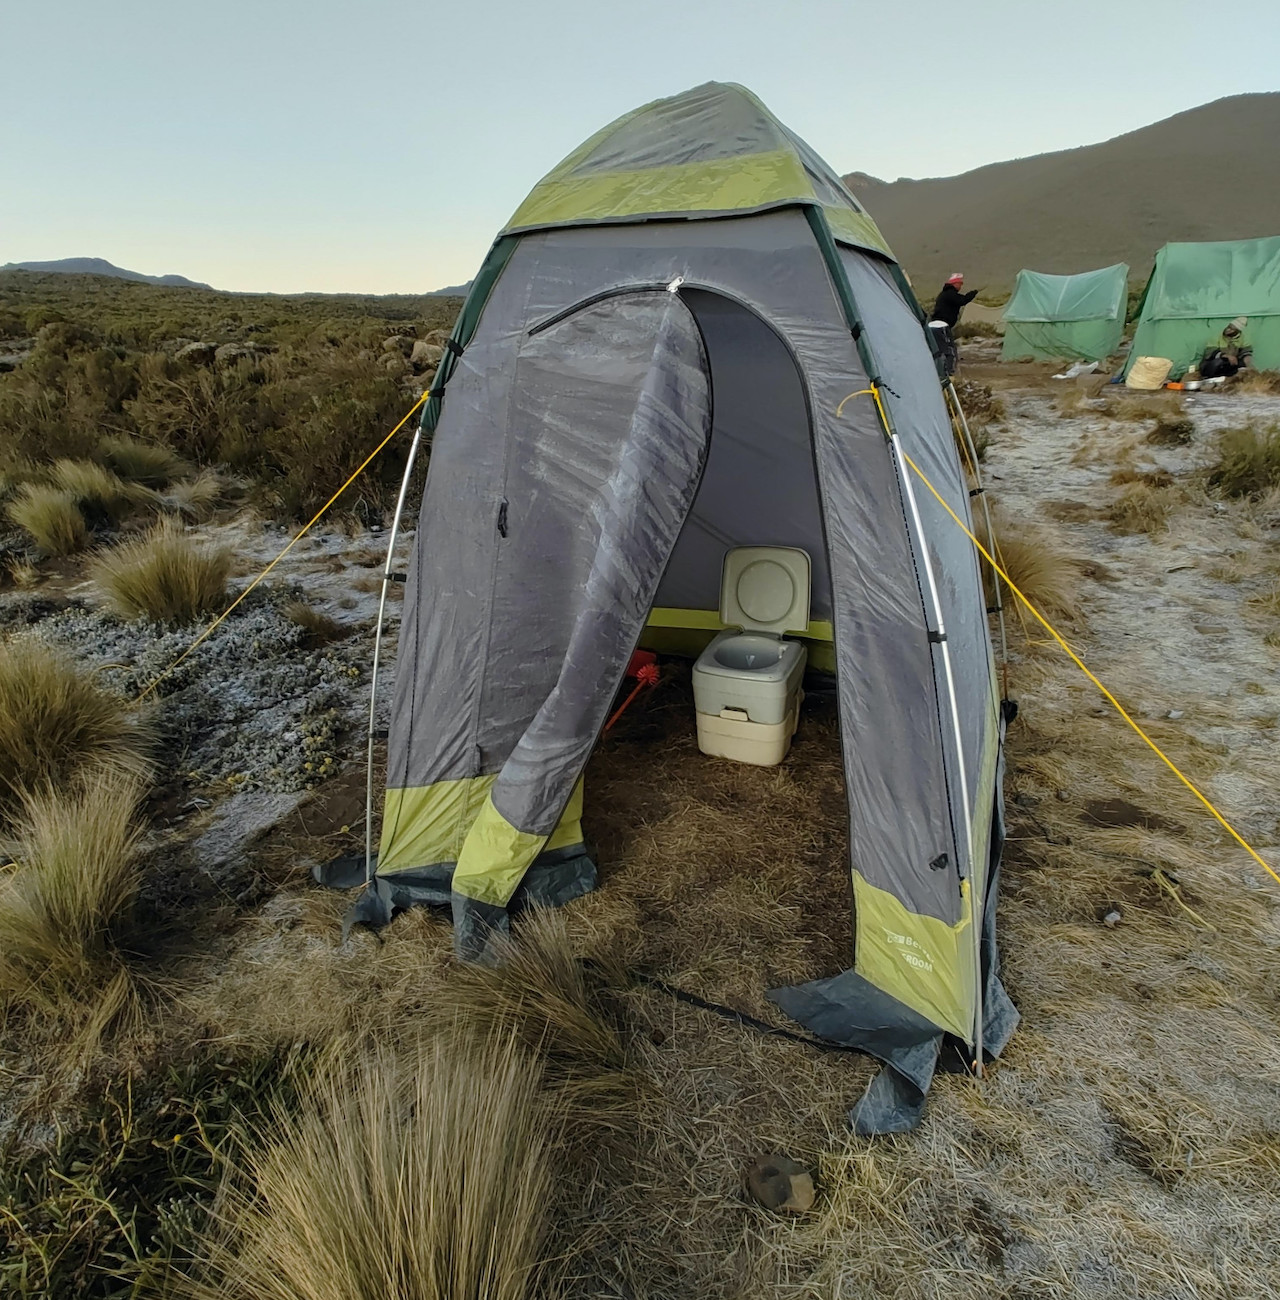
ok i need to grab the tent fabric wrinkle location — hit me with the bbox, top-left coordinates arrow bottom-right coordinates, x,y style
355,80 -> 1012,1133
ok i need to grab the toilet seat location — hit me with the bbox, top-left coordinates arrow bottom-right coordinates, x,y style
720,546 -> 812,635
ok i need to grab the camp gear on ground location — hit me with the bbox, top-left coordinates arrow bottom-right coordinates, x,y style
1126,237 -> 1280,378
353,81 -> 1015,1133
1126,356 -> 1174,389
1199,348 -> 1248,378
1002,264 -> 1129,362
931,282 -> 978,327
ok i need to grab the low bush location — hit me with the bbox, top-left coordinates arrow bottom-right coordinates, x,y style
953,320 -> 999,340
0,780 -> 142,1029
6,483 -> 88,555
1146,417 -> 1195,446
91,519 -> 230,623
1108,482 -> 1181,535
0,641 -> 154,817
1207,422 -> 1280,499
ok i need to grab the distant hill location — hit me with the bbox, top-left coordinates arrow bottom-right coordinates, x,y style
0,257 -> 211,289
430,281 -> 471,297
844,93 -> 1280,295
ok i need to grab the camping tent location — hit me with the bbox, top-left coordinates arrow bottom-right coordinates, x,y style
354,82 -> 1016,1131
1001,263 -> 1129,362
1127,236 -> 1280,377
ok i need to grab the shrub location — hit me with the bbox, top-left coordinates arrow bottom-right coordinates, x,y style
161,468 -> 225,522
1207,423 -> 1280,499
6,484 -> 88,555
0,780 -> 142,1025
97,435 -> 190,488
952,378 -> 1005,426
953,320 -> 999,340
0,641 -> 154,817
191,1034 -> 558,1300
91,519 -> 230,623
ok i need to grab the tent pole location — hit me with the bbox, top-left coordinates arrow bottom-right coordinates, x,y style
364,414 -> 427,888
946,381 -> 1010,687
889,429 -> 984,1072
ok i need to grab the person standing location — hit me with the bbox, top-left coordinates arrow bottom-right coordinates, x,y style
929,273 -> 979,376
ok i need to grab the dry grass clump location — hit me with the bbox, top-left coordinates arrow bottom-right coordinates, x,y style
980,512 -> 1081,623
1233,367 -> 1280,395
97,435 -> 190,488
1108,482 -> 1182,535
0,780 -> 143,1042
7,557 -> 39,589
51,457 -> 151,523
283,599 -> 351,648
952,377 -> 1005,427
162,468 -> 225,522
1114,392 -> 1185,422
1146,415 -> 1195,445
1206,421 -> 1280,499
0,641 -> 153,817
91,519 -> 230,623
6,483 -> 89,555
190,1033 -> 558,1300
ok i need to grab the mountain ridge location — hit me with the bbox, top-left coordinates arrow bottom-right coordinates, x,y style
0,257 -> 212,289
843,93 -> 1280,294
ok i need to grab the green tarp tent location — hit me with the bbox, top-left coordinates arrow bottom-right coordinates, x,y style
1127,236 -> 1280,377
1001,264 -> 1128,362
333,81 -> 1017,1133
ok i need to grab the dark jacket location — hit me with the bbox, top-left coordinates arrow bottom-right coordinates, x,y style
931,283 -> 978,327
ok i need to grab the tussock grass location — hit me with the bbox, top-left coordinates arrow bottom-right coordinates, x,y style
7,557 -> 39,588
6,483 -> 88,555
283,599 -> 351,648
1115,392 -> 1185,422
51,457 -> 151,523
0,641 -> 153,817
97,435 -> 190,488
1147,416 -> 1195,446
1207,422 -> 1280,499
1108,482 -> 1182,535
191,1034 -> 557,1300
1234,368 -> 1280,395
91,519 -> 230,623
981,512 -> 1081,623
162,467 -> 224,521
0,780 -> 143,1041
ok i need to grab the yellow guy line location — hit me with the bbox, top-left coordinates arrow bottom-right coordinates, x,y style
896,444 -> 1280,891
137,390 -> 430,701
837,384 -> 1279,890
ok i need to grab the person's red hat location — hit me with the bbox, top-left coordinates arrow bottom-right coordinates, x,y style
946,273 -> 964,286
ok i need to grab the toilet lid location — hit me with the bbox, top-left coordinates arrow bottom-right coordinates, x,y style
720,546 -> 811,634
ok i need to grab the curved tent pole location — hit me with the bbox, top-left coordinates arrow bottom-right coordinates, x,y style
945,381 -> 1010,687
363,412 -> 428,887
807,208 -> 986,1067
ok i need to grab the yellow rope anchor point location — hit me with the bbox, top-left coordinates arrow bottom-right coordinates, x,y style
840,384 -> 1280,892
137,389 -> 430,701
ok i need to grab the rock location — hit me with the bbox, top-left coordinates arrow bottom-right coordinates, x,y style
746,1155 -> 815,1214
176,341 -> 217,365
380,352 -> 408,374
214,343 -> 263,367
410,339 -> 445,370
1102,908 -> 1122,928
382,335 -> 414,357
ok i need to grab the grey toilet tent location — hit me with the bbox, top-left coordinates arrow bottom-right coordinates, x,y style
361,81 -> 1016,1131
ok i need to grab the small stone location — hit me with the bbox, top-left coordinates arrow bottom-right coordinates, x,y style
1103,908 -> 1122,928
1166,709 -> 1184,720
746,1155 -> 815,1214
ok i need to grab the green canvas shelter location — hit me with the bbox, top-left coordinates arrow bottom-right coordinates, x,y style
335,82 -> 1017,1132
1127,236 -> 1280,377
1001,264 -> 1129,362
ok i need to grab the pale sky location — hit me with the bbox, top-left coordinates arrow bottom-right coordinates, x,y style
5,0 -> 1277,294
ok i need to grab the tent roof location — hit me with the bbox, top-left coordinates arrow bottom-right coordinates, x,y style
1003,263 -> 1128,324
502,81 -> 894,260
1142,236 -> 1280,320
